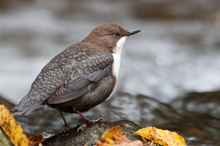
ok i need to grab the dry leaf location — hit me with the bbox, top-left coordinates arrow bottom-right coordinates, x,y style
28,134 -> 44,146
113,141 -> 144,146
134,126 -> 186,146
96,126 -> 143,146
0,104 -> 29,146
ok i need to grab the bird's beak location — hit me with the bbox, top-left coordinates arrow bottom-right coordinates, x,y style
126,30 -> 141,36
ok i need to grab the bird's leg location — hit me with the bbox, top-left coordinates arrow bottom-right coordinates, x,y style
59,111 -> 70,132
72,107 -> 102,132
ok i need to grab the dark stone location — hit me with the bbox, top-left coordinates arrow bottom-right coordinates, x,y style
42,120 -> 142,146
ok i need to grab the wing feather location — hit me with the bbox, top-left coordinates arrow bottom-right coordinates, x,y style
48,52 -> 113,104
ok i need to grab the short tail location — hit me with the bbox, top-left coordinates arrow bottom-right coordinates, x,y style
11,95 -> 42,115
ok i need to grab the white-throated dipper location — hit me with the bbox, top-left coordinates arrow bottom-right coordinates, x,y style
11,23 -> 141,132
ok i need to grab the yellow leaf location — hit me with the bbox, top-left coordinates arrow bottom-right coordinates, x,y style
96,126 -> 143,146
96,126 -> 124,146
0,104 -> 28,146
134,126 -> 186,146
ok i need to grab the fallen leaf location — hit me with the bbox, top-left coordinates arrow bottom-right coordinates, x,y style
96,126 -> 143,146
0,104 -> 28,146
134,126 -> 186,146
28,134 -> 44,146
113,140 -> 144,146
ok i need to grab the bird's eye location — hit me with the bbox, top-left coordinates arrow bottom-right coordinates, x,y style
114,32 -> 120,37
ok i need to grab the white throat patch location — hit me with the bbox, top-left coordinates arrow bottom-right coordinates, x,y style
112,36 -> 127,77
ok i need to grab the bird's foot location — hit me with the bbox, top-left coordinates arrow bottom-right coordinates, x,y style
77,118 -> 103,132
62,125 -> 71,133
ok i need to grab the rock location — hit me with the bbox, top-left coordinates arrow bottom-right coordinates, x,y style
42,120 -> 142,146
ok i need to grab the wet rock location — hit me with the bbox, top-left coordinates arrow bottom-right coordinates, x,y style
170,91 -> 220,145
42,120 -> 141,146
172,91 -> 220,118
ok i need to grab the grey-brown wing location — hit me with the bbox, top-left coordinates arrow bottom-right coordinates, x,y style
48,52 -> 114,104
11,42 -> 92,115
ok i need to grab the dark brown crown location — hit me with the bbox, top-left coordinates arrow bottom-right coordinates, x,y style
81,23 -> 129,53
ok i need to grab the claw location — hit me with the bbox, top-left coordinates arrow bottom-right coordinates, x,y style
62,126 -> 71,133
77,123 -> 87,132
77,118 -> 102,132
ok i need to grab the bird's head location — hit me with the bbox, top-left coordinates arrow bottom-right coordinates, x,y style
82,23 -> 141,54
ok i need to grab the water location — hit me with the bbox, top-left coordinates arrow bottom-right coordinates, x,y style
1,0 -> 220,145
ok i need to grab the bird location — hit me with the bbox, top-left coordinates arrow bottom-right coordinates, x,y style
11,23 -> 141,132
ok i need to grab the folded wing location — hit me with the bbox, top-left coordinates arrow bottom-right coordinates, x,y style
48,52 -> 114,104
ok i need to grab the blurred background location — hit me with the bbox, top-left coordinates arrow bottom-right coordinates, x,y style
1,0 -> 220,145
